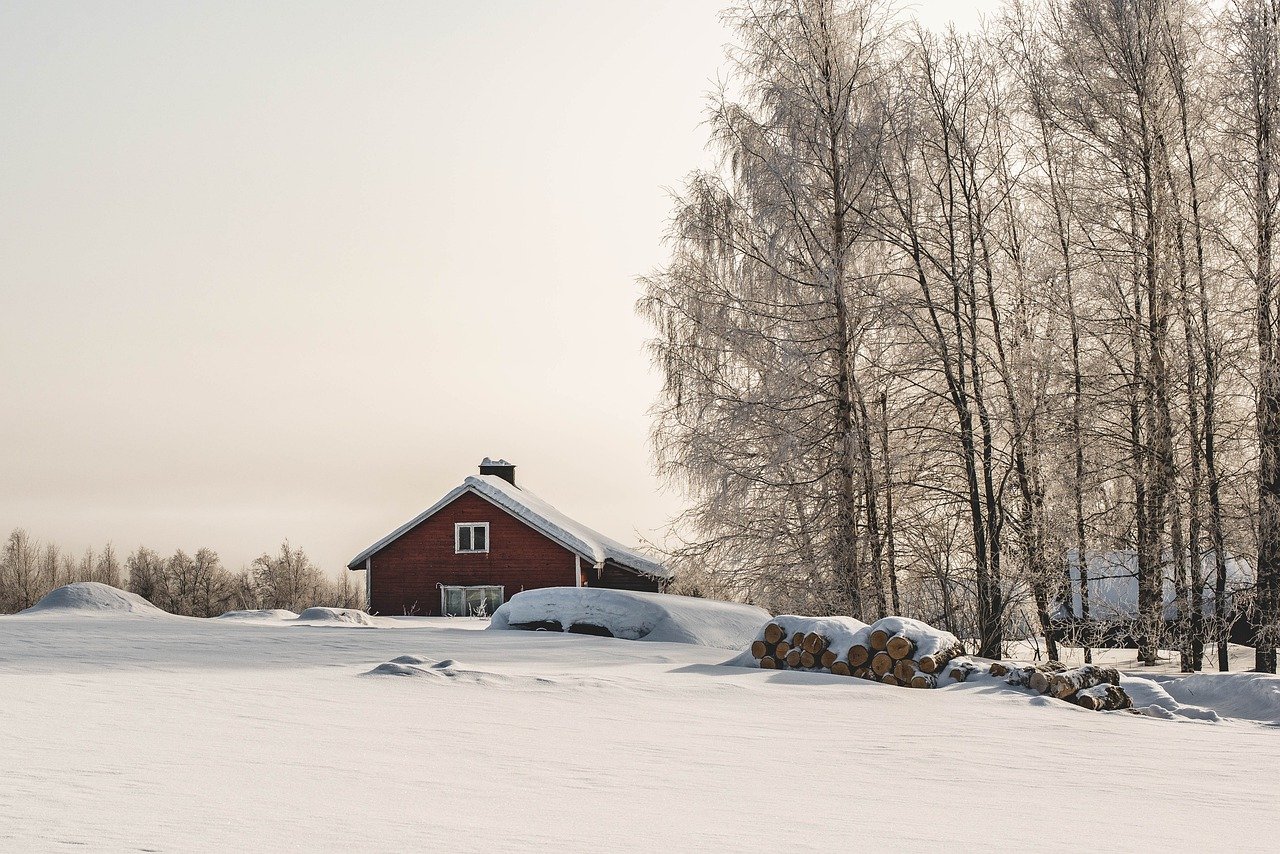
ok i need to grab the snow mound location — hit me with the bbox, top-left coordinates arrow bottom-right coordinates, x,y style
295,607 -> 374,626
215,609 -> 299,621
19,583 -> 170,618
362,656 -> 554,687
488,588 -> 771,649
1120,676 -> 1221,722
1159,672 -> 1280,725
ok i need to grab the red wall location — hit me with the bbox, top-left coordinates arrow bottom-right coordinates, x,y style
367,491 -> 579,616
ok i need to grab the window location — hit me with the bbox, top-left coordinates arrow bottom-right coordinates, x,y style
455,522 -> 489,553
441,585 -> 503,617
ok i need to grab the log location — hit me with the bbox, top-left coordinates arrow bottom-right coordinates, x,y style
785,649 -> 803,668
760,656 -> 778,669
880,673 -> 900,686
910,673 -> 938,689
853,667 -> 874,680
750,640 -> 769,659
800,650 -> 818,669
871,651 -> 895,677
917,642 -> 963,674
886,633 -> 916,661
848,644 -> 871,668
869,628 -> 891,651
830,660 -> 852,676
946,661 -> 977,683
1046,665 -> 1121,700
802,632 -> 829,655
820,650 -> 838,669
1072,684 -> 1131,711
791,632 -> 805,648
774,641 -> 791,659
1028,670 -> 1051,695
988,662 -> 1011,677
763,623 -> 786,645
893,659 -> 917,683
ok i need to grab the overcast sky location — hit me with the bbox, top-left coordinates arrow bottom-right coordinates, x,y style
1,1 -> 1001,574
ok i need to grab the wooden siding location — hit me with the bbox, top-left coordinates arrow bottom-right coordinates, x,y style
368,491 -> 578,616
596,562 -> 662,593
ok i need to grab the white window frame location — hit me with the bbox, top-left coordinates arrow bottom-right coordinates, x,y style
454,521 -> 490,554
440,584 -> 504,617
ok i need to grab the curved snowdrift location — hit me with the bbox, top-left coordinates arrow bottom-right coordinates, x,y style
1158,672 -> 1280,726
18,583 -> 171,618
488,587 -> 771,649
295,607 -> 374,626
216,609 -> 300,621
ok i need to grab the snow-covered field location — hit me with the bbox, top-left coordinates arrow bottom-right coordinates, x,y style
2,588 -> 1278,852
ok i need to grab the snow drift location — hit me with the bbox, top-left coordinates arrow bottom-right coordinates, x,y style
295,607 -> 375,626
18,583 -> 171,618
1158,672 -> 1280,725
488,588 -> 771,649
216,609 -> 299,621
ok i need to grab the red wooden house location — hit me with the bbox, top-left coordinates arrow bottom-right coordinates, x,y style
347,459 -> 670,616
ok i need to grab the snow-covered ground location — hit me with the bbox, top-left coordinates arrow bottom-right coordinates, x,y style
2,588 -> 1278,852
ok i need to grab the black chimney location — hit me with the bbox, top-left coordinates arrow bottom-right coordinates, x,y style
479,457 -> 517,486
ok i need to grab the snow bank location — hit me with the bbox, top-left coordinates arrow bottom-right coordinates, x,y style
1159,672 -> 1280,726
215,609 -> 299,621
1122,676 -> 1223,723
488,588 -> 771,649
295,607 -> 375,626
362,655 -> 556,688
18,583 -> 171,618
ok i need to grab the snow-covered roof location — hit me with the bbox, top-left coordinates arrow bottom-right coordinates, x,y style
347,475 -> 671,579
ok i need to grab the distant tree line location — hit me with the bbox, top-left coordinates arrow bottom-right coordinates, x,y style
0,528 -> 362,616
642,0 -> 1280,671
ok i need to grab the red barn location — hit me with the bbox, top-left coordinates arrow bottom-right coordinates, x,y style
347,459 -> 671,616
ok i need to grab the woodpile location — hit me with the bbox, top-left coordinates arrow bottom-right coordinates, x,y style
989,661 -> 1132,711
745,616 -> 1136,712
745,615 -> 969,689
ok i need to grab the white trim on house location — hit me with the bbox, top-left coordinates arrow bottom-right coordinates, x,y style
347,475 -> 670,579
454,521 -> 490,554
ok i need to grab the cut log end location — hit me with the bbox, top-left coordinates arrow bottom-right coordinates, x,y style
848,644 -> 871,668
821,650 -> 838,669
869,629 -> 891,651
763,624 -> 786,645
871,651 -> 895,677
750,640 -> 769,660
759,656 -> 778,670
830,660 -> 852,677
886,634 -> 916,661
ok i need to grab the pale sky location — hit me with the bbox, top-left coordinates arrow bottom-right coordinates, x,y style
1,1 -> 1000,575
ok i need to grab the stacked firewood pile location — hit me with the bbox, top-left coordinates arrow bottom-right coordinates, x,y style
745,615 -> 1135,712
748,615 -> 970,688
989,661 -> 1133,711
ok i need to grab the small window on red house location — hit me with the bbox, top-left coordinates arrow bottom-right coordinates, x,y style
455,522 -> 489,553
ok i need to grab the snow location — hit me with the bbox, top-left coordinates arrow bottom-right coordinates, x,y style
16,582 -> 174,618
2,595 -> 1279,851
489,587 -> 770,648
347,474 -> 669,579
1158,672 -> 1280,726
215,609 -> 300,621
295,606 -> 375,626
